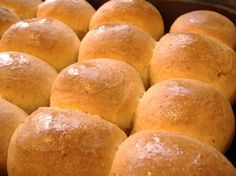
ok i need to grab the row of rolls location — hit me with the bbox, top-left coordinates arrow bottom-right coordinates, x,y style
0,0 -> 236,175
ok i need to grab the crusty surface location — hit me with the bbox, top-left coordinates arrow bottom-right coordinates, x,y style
0,7 -> 20,38
150,32 -> 236,103
0,0 -> 42,19
0,18 -> 80,71
79,24 -> 156,87
89,0 -> 164,40
37,0 -> 95,39
7,107 -> 127,176
110,131 -> 236,176
0,52 -> 57,113
51,59 -> 144,131
0,97 -> 27,176
132,79 -> 235,153
170,10 -> 236,49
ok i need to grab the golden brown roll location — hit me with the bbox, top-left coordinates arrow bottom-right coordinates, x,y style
51,59 -> 144,132
37,0 -> 95,39
0,18 -> 80,71
170,10 -> 236,49
0,7 -> 20,38
89,0 -> 164,40
0,0 -> 42,19
132,79 -> 235,153
79,24 -> 156,87
7,107 -> 127,176
0,98 -> 27,176
0,52 -> 57,113
150,32 -> 236,103
110,131 -> 236,176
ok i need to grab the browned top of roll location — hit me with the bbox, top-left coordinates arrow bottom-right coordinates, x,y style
0,52 -> 57,113
0,7 -> 20,38
132,78 -> 235,153
0,0 -> 42,19
89,0 -> 164,40
0,18 -> 80,71
150,32 -> 236,103
0,97 -> 27,175
7,107 -> 126,176
79,24 -> 156,87
170,10 -> 236,49
110,131 -> 236,176
51,58 -> 144,131
37,0 -> 95,39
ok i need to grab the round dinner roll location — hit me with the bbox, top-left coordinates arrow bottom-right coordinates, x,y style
110,131 -> 236,176
170,10 -> 236,49
0,7 -> 20,38
150,32 -> 236,103
0,0 -> 42,19
89,0 -> 164,40
0,18 -> 80,71
51,59 -> 145,132
79,24 -> 156,87
37,0 -> 95,39
7,107 -> 127,176
0,52 -> 57,113
132,79 -> 235,153
0,98 -> 27,176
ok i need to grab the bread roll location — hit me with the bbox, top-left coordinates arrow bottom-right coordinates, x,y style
170,10 -> 236,49
51,59 -> 144,132
0,7 -> 20,38
0,18 -> 80,71
110,131 -> 236,176
89,0 -> 164,40
7,107 -> 127,176
37,0 -> 95,39
0,52 -> 57,113
79,24 -> 156,87
132,79 -> 235,153
150,32 -> 236,103
0,0 -> 42,19
0,98 -> 27,176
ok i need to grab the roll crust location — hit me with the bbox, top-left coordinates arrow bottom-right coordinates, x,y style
0,0 -> 42,19
89,0 -> 164,40
0,7 -> 20,38
37,0 -> 95,39
79,24 -> 156,87
150,32 -> 236,102
132,79 -> 235,153
0,52 -> 57,113
0,18 -> 80,71
51,59 -> 144,131
110,131 -> 236,176
0,98 -> 27,175
170,10 -> 236,49
7,107 -> 127,176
